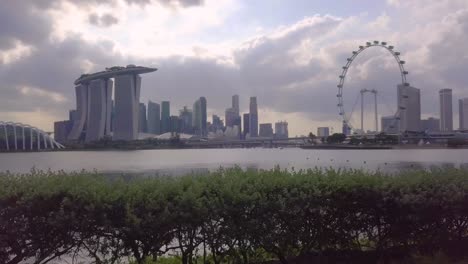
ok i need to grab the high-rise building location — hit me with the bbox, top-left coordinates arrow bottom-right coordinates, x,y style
211,115 -> 224,132
317,127 -> 330,138
225,108 -> 238,127
68,84 -> 88,141
243,113 -> 250,138
275,121 -> 288,139
138,103 -> 147,133
398,84 -> 421,132
179,106 -> 193,134
342,122 -> 351,136
381,116 -> 399,134
169,115 -> 180,133
193,97 -> 207,136
439,89 -> 453,131
259,123 -> 274,138
249,97 -> 258,137
459,98 -> 468,130
113,74 -> 141,141
147,100 -> 161,135
85,79 -> 113,142
161,101 -> 170,134
421,117 -> 440,132
54,120 -> 73,143
232,95 -> 240,116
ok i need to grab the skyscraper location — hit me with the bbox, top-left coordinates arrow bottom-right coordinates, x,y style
275,121 -> 288,139
113,74 -> 141,140
138,102 -> 147,133
243,113 -> 250,138
193,97 -> 207,136
259,123 -> 273,137
179,106 -> 193,134
439,89 -> 453,131
85,78 -> 113,142
381,116 -> 399,134
249,97 -> 258,137
147,100 -> 161,135
459,98 -> 468,130
161,101 -> 170,134
225,108 -> 238,127
397,84 -> 421,132
68,84 -> 88,140
232,94 -> 240,116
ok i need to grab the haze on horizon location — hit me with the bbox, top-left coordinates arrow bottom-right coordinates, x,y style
1,0 -> 468,136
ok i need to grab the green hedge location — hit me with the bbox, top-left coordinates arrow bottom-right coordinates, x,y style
1,168 -> 468,264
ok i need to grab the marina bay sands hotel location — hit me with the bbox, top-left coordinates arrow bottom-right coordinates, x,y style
65,65 -> 157,142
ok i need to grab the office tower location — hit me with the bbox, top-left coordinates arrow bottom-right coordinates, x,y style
275,121 -> 288,139
147,100 -> 161,134
161,101 -> 170,134
211,115 -> 224,132
193,97 -> 207,136
179,106 -> 193,134
225,108 -> 238,127
397,84 -> 421,132
54,120 -> 73,143
232,94 -> 240,116
421,117 -> 440,132
169,116 -> 180,133
113,74 -> 141,140
381,116 -> 399,134
243,113 -> 250,138
439,89 -> 453,131
317,127 -> 330,138
259,123 -> 274,137
85,79 -> 113,142
249,97 -> 258,137
68,84 -> 88,140
138,103 -> 147,133
460,98 -> 468,130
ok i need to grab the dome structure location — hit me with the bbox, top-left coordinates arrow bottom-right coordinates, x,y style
0,121 -> 65,151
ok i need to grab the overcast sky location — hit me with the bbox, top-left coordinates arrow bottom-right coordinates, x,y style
1,0 -> 468,135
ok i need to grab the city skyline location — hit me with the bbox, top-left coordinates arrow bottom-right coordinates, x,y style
2,1 -> 468,136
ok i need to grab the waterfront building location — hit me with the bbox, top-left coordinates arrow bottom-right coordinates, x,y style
147,100 -> 161,134
243,113 -> 250,138
170,116 -> 181,133
249,97 -> 258,137
225,108 -> 238,127
459,98 -> 468,130
54,120 -> 73,143
193,97 -> 207,136
232,94 -> 240,116
113,75 -> 140,140
161,101 -> 170,134
259,123 -> 274,138
179,106 -> 193,134
398,84 -> 421,132
68,84 -> 88,141
138,102 -> 147,133
317,127 -> 330,138
421,117 -> 440,132
439,89 -> 453,131
381,116 -> 399,134
342,122 -> 351,135
85,79 -> 113,142
274,121 -> 288,139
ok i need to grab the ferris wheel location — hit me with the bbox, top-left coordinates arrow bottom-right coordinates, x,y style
337,41 -> 410,134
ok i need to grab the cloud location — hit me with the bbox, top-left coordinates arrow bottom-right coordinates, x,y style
1,1 -> 468,135
88,13 -> 119,27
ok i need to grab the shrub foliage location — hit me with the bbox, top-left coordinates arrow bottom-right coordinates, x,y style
1,168 -> 468,263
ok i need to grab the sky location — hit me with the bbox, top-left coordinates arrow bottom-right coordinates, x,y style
1,0 -> 468,136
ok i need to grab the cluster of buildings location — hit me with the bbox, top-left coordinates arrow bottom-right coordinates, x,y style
380,86 -> 468,134
54,66 -> 289,143
130,95 -> 289,141
360,85 -> 468,135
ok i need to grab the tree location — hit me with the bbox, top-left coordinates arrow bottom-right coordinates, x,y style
326,133 -> 346,144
